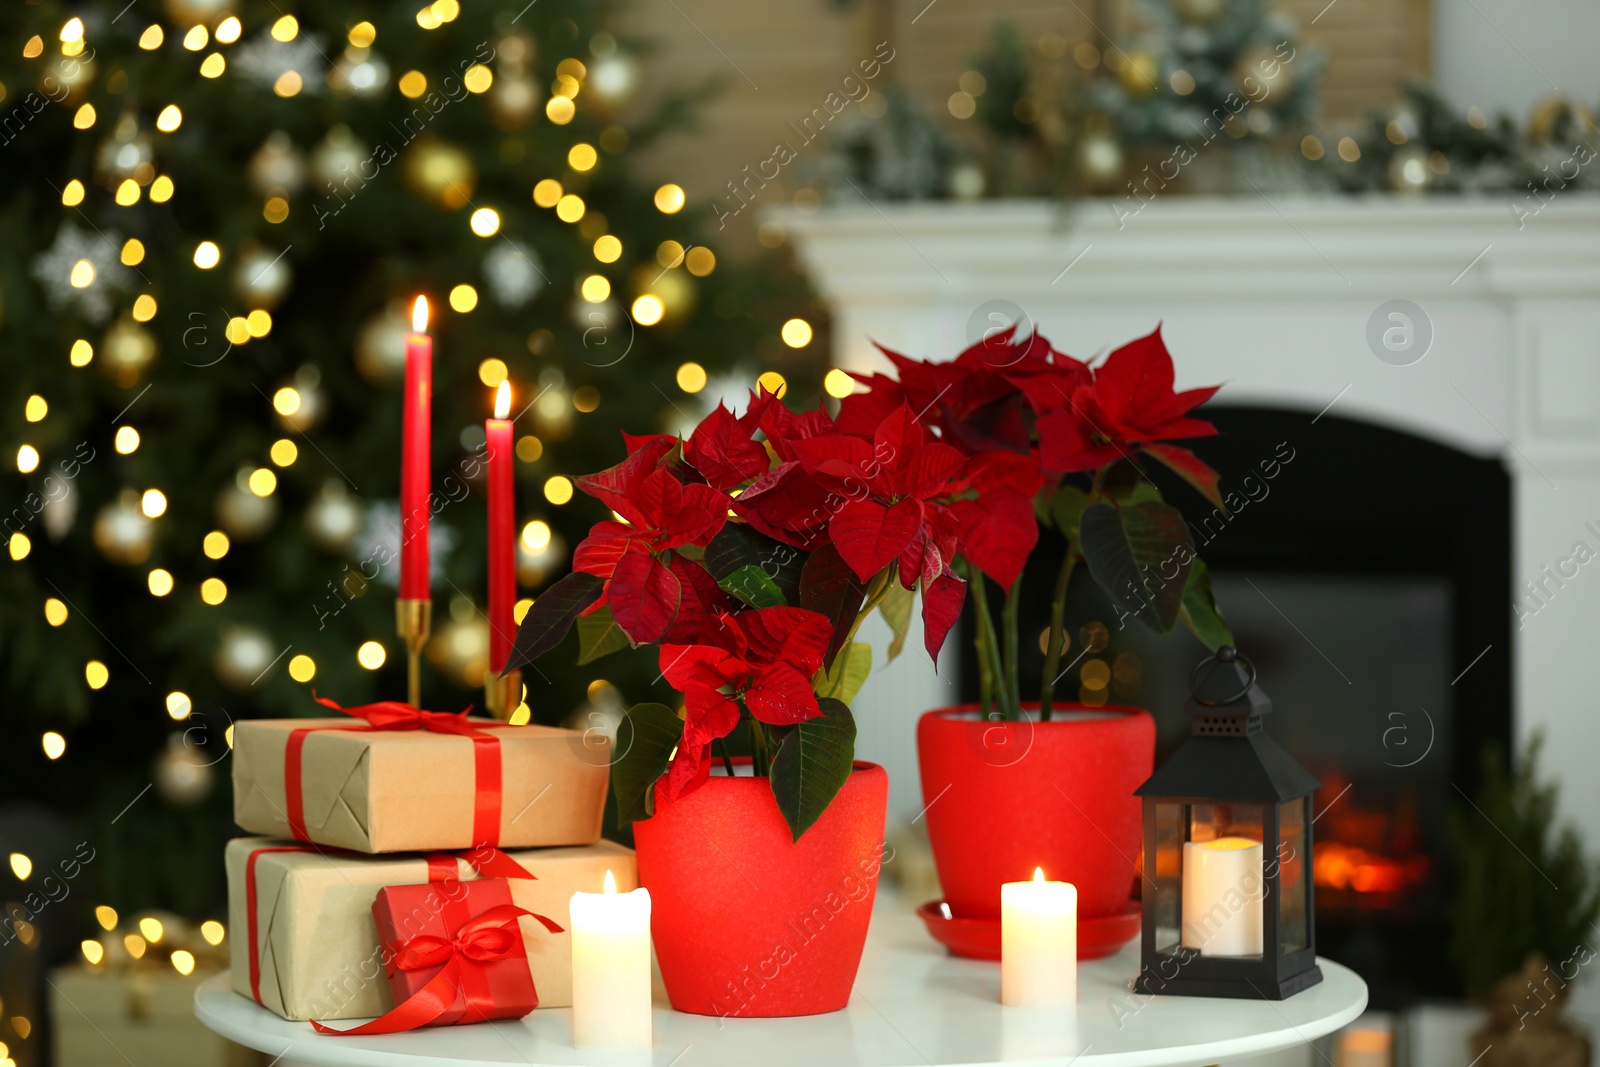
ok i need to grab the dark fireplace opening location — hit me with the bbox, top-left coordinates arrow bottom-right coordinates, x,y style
957,406 -> 1513,1008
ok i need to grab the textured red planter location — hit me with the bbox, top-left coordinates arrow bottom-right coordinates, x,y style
917,705 -> 1154,922
634,761 -> 888,1018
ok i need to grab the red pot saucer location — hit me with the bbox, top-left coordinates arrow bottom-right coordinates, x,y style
916,899 -> 1140,961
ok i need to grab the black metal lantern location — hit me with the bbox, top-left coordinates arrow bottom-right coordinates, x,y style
1133,646 -> 1322,1000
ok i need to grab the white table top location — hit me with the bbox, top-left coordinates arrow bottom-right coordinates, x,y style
195,915 -> 1366,1067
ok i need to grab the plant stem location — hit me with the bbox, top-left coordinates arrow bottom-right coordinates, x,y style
967,563 -> 1014,720
715,737 -> 735,777
1040,470 -> 1103,721
749,719 -> 772,777
1038,547 -> 1078,722
1002,574 -> 1022,715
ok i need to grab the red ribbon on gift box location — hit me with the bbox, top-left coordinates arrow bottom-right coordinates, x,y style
281,694 -> 504,848
313,887 -> 563,1035
243,843 -> 537,1008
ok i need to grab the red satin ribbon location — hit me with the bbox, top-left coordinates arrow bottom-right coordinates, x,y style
244,844 -> 535,1008
312,904 -> 564,1035
246,845 -> 316,1005
283,695 -> 504,848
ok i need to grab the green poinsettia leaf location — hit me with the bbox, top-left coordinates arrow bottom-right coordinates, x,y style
1048,484 -> 1090,538
718,564 -> 787,608
1079,499 -> 1195,634
704,524 -> 804,603
878,581 -> 915,662
1179,558 -> 1233,651
576,605 -> 630,665
769,697 -> 857,842
799,543 -> 867,667
818,641 -> 872,706
611,703 -> 683,828
503,571 -> 604,673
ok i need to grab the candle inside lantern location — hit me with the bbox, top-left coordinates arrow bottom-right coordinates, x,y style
1001,867 -> 1077,1007
569,869 -> 652,1050
485,380 -> 515,674
1181,836 -> 1265,957
399,296 -> 432,601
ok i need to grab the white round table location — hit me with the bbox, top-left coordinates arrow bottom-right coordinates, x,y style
196,915 -> 1366,1067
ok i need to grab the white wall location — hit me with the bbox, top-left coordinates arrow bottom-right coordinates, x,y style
1433,0 -> 1600,119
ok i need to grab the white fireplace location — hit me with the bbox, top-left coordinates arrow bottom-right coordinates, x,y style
783,194 -> 1600,1024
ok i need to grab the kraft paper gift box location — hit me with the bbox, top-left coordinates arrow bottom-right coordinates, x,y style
225,836 -> 638,1021
50,964 -> 267,1067
231,715 -> 610,853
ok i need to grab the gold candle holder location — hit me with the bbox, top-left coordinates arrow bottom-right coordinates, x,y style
395,598 -> 433,707
484,668 -> 523,721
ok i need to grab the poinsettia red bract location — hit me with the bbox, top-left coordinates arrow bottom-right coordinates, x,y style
657,607 -> 832,800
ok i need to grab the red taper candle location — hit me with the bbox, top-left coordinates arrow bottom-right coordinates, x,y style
399,296 -> 432,600
486,380 -> 516,673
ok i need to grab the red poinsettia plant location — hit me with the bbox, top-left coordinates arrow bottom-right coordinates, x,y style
841,323 -> 1234,722
504,323 -> 1231,840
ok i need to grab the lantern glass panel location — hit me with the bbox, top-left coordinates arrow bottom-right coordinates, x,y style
1278,797 -> 1310,956
1152,801 -> 1185,955
1182,803 -> 1267,959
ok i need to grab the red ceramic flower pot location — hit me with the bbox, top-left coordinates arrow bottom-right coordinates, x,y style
917,705 -> 1154,922
634,761 -> 888,1018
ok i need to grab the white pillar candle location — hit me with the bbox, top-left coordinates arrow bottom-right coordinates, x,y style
1000,867 -> 1077,1007
1181,836 -> 1265,957
569,870 -> 652,1050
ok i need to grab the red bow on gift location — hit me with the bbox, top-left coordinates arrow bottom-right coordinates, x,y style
311,694 -> 482,736
313,904 -> 564,1035
285,695 -> 505,848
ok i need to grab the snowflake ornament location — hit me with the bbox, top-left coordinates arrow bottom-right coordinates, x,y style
31,223 -> 136,323
484,240 -> 545,308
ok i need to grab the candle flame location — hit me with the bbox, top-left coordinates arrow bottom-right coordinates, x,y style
1033,867 -> 1045,884
494,380 -> 510,420
412,295 -> 429,333
603,869 -> 617,895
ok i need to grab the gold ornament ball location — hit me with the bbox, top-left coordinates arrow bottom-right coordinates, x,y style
311,126 -> 370,192
1236,44 -> 1295,99
44,53 -> 95,104
427,614 -> 490,688
1176,0 -> 1227,21
215,626 -> 276,689
250,131 -> 306,196
97,119 -> 154,181
101,319 -> 158,388
949,161 -> 986,200
164,0 -> 237,21
232,246 -> 293,310
1117,51 -> 1161,97
153,733 -> 215,807
1078,131 -> 1125,188
93,491 -> 154,565
216,474 -> 278,539
403,138 -> 477,210
1527,94 -> 1597,143
490,76 -> 539,129
277,365 -> 325,434
305,481 -> 364,552
1387,147 -> 1431,193
354,305 -> 411,384
587,54 -> 639,110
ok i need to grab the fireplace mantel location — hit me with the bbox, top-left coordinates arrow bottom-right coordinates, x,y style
783,197 -> 1600,979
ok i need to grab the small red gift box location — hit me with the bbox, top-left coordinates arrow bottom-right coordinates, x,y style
316,878 -> 562,1034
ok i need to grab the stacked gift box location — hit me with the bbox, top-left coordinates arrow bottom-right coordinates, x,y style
225,703 -> 636,1030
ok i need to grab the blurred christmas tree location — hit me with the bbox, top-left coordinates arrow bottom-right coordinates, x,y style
0,0 -> 814,918
1090,0 -> 1323,150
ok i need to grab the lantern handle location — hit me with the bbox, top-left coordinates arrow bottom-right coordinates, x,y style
1188,646 -> 1257,707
